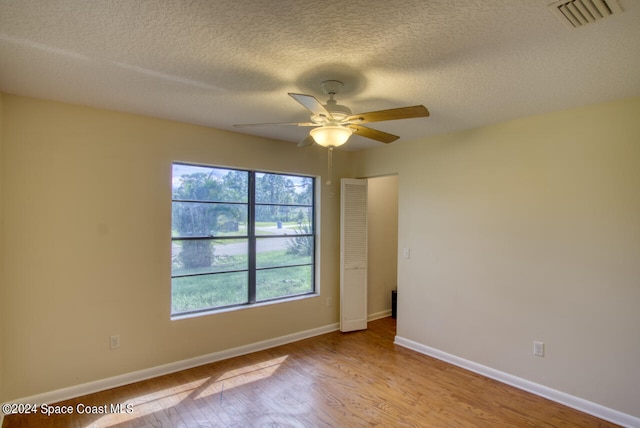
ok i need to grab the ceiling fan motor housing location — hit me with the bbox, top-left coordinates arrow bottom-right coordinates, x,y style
324,100 -> 352,121
317,80 -> 352,122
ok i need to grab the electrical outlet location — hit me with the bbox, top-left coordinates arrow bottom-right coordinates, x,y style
403,248 -> 410,259
110,334 -> 120,350
533,341 -> 544,357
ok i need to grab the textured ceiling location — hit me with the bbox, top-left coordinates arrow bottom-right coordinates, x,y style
1,0 -> 639,150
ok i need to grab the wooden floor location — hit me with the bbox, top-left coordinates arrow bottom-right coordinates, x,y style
4,317 -> 616,427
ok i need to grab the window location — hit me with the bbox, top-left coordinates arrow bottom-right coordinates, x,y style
171,163 -> 316,316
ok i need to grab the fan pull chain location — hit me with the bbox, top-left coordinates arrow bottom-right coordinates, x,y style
326,147 -> 333,185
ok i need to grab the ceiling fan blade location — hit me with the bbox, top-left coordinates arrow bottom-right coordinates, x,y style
233,122 -> 316,128
347,105 -> 429,124
288,93 -> 333,118
348,124 -> 399,144
297,135 -> 315,147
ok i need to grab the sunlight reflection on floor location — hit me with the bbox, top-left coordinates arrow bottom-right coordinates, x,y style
87,355 -> 288,427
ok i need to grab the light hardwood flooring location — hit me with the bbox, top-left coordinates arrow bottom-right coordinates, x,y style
3,317 -> 617,427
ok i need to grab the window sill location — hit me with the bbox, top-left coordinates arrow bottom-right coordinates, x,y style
170,292 -> 320,321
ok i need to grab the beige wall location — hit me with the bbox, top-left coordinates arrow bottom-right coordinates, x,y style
367,175 -> 398,316
353,96 -> 640,417
0,94 -> 352,401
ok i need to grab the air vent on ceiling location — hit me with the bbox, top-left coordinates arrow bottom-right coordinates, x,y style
549,0 -> 623,28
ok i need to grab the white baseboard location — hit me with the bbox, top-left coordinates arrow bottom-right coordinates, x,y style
368,309 -> 392,321
394,335 -> 640,428
2,322 -> 340,412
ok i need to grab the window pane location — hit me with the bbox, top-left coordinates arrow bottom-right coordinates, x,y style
173,165 -> 248,203
255,173 -> 313,205
256,265 -> 313,301
256,237 -> 313,269
171,164 -> 315,314
172,239 -> 248,275
172,272 -> 248,314
172,202 -> 247,237
255,206 -> 312,235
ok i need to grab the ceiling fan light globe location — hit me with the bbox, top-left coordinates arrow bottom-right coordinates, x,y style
310,126 -> 352,148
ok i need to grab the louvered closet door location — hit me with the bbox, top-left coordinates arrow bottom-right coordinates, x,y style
340,178 -> 368,332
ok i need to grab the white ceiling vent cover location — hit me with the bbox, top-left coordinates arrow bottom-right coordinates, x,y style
549,0 -> 623,28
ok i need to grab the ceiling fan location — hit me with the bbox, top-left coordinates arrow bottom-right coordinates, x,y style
234,80 -> 430,148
